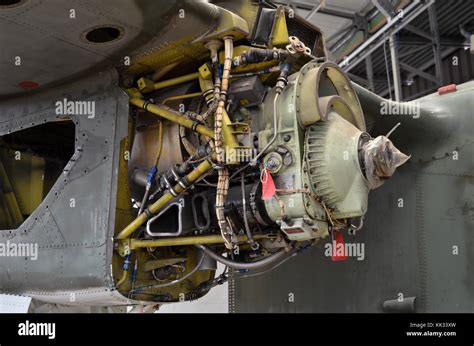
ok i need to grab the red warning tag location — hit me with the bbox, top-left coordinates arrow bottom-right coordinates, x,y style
331,231 -> 348,262
261,169 -> 276,200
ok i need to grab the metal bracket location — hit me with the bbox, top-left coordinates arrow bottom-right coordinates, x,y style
146,198 -> 185,237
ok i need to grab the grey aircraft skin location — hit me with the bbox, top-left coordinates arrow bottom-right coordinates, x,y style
0,0 -> 199,307
0,0 -> 472,312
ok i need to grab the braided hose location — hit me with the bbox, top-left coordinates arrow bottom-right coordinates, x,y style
215,36 -> 234,249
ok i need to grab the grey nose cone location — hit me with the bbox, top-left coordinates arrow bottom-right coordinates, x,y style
362,135 -> 410,189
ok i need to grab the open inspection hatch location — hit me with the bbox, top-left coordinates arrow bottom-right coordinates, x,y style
0,120 -> 75,229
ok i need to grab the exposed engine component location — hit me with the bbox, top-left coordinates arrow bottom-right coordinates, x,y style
112,6 -> 408,303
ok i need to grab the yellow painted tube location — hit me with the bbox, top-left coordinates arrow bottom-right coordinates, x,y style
126,87 -> 143,99
161,92 -> 203,105
153,72 -> 199,90
116,159 -> 213,240
130,234 -> 267,249
154,120 -> 163,167
138,73 -> 200,93
129,98 -> 214,138
199,76 -> 215,102
116,269 -> 128,288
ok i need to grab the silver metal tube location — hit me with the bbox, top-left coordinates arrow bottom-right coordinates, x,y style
250,92 -> 280,165
233,250 -> 298,279
195,244 -> 290,270
138,186 -> 151,215
389,35 -> 402,101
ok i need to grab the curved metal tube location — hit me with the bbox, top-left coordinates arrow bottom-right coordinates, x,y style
195,244 -> 292,270
233,250 -> 298,279
250,92 -> 280,165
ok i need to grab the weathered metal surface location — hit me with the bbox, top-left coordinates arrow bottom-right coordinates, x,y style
0,68 -> 132,305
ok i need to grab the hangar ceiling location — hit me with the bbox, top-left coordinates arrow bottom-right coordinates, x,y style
273,0 -> 474,100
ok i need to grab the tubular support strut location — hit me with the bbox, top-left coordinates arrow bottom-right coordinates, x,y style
116,159 -> 214,240
129,98 -> 215,139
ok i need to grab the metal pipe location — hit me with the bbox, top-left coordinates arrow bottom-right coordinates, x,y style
130,234 -> 268,249
305,0 -> 324,20
116,159 -> 213,240
372,0 -> 392,20
116,254 -> 131,288
428,3 -> 443,85
389,35 -> 402,101
365,53 -> 375,92
373,0 -> 402,101
138,180 -> 152,216
152,72 -> 199,91
129,98 -> 214,139
195,244 -> 290,270
383,39 -> 393,100
233,250 -> 297,279
161,92 -> 203,105
116,269 -> 128,288
153,120 -> 164,167
250,92 -> 280,165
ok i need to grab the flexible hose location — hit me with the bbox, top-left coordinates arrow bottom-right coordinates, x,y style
215,36 -> 234,249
